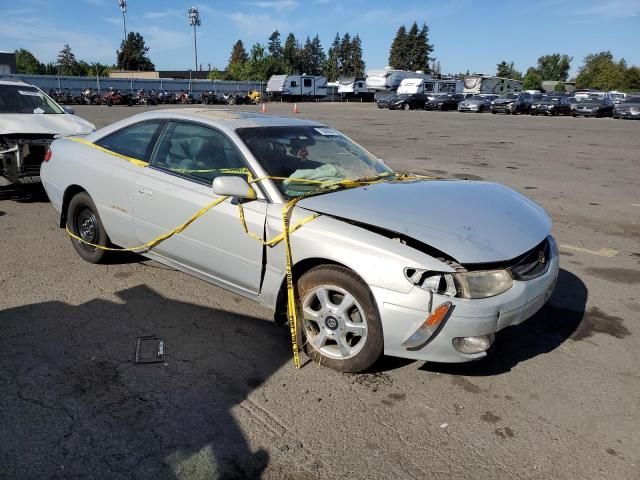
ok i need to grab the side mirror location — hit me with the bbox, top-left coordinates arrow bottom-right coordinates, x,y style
212,176 -> 256,200
63,106 -> 75,115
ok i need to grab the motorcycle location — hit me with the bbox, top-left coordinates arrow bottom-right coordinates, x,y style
175,90 -> 194,104
81,88 -> 100,105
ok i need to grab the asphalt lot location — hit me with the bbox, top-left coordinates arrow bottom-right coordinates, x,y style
1,103 -> 639,479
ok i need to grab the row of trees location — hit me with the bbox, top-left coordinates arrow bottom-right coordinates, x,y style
14,32 -> 154,77
497,52 -> 639,92
213,30 -> 366,82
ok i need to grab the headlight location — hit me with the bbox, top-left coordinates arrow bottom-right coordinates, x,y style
454,270 -> 513,299
404,268 -> 513,299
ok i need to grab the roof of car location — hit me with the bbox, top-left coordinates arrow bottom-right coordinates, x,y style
131,108 -> 324,129
0,78 -> 31,86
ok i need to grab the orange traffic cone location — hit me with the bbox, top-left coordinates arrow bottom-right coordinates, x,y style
260,102 -> 267,114
293,103 -> 299,114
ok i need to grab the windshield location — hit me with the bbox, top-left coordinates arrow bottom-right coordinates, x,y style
541,96 -> 561,103
469,96 -> 484,101
579,97 -> 604,104
435,94 -> 452,100
625,97 -> 640,103
0,85 -> 63,114
236,126 -> 392,199
395,94 -> 411,100
499,93 -> 518,99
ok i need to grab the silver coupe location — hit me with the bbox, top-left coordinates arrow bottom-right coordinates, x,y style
40,109 -> 559,372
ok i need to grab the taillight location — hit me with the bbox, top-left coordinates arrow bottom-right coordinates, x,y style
44,149 -> 52,162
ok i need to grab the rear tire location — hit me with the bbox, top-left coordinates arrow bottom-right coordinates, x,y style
67,192 -> 110,264
297,265 -> 383,373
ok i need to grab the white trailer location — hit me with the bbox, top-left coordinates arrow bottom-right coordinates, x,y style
463,75 -> 523,94
397,78 -> 464,95
365,68 -> 430,91
266,74 -> 327,100
337,77 -> 374,100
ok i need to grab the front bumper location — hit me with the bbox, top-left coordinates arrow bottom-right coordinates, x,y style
373,236 -> 560,363
615,110 -> 640,119
491,104 -> 515,113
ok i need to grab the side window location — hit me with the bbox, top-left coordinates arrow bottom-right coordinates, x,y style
95,121 -> 162,161
303,78 -> 312,87
151,122 -> 247,184
290,80 -> 297,87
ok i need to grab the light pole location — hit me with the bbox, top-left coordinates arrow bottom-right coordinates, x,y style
188,7 -> 201,71
118,0 -> 127,42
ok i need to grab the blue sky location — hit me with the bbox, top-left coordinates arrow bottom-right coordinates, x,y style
1,0 -> 639,77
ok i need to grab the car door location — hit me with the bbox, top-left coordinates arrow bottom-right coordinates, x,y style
131,120 -> 267,295
90,120 -> 165,247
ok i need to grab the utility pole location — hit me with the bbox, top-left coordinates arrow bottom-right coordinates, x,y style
118,0 -> 127,42
188,7 -> 201,71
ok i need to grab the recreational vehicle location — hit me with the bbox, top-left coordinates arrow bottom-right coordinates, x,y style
463,75 -> 523,94
365,68 -> 430,91
337,77 -> 374,101
266,74 -> 327,100
397,78 -> 464,96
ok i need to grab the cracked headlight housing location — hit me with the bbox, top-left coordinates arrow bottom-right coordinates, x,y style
405,268 -> 513,299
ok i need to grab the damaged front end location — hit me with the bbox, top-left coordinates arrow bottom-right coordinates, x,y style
0,134 -> 55,185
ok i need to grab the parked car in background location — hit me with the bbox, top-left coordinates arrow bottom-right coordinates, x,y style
458,95 -> 498,113
388,93 -> 429,110
375,90 -> 397,109
530,95 -> 572,116
613,96 -> 640,119
0,78 -> 94,185
40,109 -> 559,372
572,97 -> 615,117
424,93 -> 467,111
490,92 -> 532,114
608,91 -> 626,105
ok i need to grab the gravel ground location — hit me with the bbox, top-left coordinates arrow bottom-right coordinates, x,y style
1,103 -> 638,479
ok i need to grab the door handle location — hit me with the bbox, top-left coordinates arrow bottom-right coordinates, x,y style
138,187 -> 153,197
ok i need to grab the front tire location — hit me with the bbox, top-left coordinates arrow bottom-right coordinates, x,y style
67,192 -> 110,264
298,265 -> 383,372
403,103 -> 411,111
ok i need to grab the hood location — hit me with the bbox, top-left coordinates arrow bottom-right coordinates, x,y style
298,180 -> 551,264
0,113 -> 95,135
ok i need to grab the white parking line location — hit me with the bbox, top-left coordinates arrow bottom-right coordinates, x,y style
559,244 -> 619,257
631,203 -> 640,207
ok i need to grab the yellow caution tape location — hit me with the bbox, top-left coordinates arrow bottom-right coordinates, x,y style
62,135 -> 437,368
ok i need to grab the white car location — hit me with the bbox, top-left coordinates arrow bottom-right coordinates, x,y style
41,109 -> 559,372
0,78 -> 95,185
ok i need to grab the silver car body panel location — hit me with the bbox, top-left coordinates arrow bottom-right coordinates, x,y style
297,180 -> 551,264
41,109 -> 558,364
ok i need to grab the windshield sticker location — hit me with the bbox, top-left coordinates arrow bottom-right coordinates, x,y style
314,128 -> 340,136
33,108 -> 45,114
18,90 -> 43,97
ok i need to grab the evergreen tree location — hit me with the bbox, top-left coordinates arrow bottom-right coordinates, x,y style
388,25 -> 407,69
283,33 -> 298,74
351,35 -> 365,77
340,33 -> 352,76
389,23 -> 433,72
267,30 -> 283,59
57,44 -> 80,76
116,33 -> 154,71
226,40 -> 249,80
309,35 -> 326,76
324,33 -> 341,81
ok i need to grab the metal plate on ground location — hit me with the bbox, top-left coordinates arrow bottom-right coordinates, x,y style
134,336 -> 165,364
